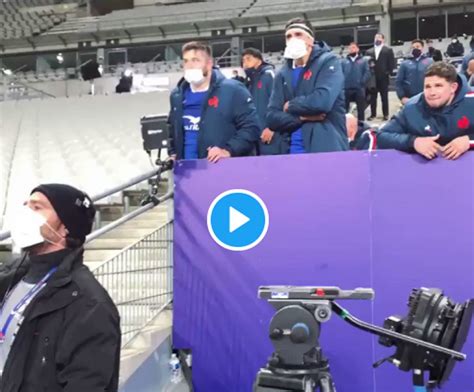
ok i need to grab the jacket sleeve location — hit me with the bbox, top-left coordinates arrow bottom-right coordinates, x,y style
56,300 -> 121,392
286,56 -> 344,116
388,48 -> 396,75
261,70 -> 274,129
167,103 -> 176,157
395,62 -> 406,100
377,110 -> 417,152
266,72 -> 303,133
224,84 -> 260,156
362,59 -> 371,86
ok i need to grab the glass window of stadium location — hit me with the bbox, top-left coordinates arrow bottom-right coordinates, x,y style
392,12 -> 417,45
418,11 -> 446,40
243,37 -> 263,52
448,11 -> 474,36
315,27 -> 354,48
128,45 -> 166,63
263,34 -> 285,54
212,41 -> 232,67
0,54 -> 36,73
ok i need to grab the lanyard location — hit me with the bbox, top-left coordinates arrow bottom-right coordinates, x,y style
0,267 -> 57,342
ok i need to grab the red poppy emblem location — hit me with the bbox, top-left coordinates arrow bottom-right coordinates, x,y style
303,70 -> 312,81
257,80 -> 263,89
208,96 -> 219,108
458,116 -> 470,130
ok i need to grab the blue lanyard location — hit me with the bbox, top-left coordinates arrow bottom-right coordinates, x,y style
0,267 -> 57,341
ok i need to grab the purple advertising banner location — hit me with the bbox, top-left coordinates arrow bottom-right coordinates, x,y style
173,150 -> 474,392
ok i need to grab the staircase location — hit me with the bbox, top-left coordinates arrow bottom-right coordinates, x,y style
83,204 -> 170,271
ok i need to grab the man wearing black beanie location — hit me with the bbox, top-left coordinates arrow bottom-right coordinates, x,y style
0,184 -> 120,392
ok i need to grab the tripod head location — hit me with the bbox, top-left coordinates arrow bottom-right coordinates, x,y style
256,286 -> 473,391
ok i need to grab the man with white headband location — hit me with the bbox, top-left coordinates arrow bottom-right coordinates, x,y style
267,18 -> 348,154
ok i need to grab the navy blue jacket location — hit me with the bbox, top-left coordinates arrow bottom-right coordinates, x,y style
246,63 -> 285,155
168,69 -> 260,160
267,41 -> 349,153
395,55 -> 433,100
342,54 -> 370,90
378,75 -> 474,152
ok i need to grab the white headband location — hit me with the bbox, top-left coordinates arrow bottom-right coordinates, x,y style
285,23 -> 314,38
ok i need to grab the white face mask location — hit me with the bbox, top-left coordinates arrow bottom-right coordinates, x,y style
284,38 -> 308,60
184,68 -> 206,85
9,207 -> 47,250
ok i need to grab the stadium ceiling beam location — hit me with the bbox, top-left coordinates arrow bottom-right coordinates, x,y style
58,35 -> 67,47
90,33 -> 100,43
341,7 -> 346,21
158,26 -> 166,38
192,23 -> 200,35
264,16 -> 271,28
124,29 -> 132,41
228,20 -> 236,32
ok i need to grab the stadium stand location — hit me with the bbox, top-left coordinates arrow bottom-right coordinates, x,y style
0,91 -> 170,231
0,0 -> 76,39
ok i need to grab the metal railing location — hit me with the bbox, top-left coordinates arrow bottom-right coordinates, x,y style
93,220 -> 173,348
0,167 -> 164,241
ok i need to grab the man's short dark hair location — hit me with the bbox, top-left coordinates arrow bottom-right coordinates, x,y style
285,17 -> 314,35
182,41 -> 212,57
375,32 -> 385,39
242,47 -> 263,61
412,39 -> 424,47
425,62 -> 458,83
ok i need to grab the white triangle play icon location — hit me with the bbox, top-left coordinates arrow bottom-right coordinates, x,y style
229,207 -> 250,233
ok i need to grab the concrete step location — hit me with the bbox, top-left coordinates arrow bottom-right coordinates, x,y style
83,249 -> 121,263
85,238 -> 132,250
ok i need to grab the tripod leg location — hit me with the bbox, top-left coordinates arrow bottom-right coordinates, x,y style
318,374 -> 336,392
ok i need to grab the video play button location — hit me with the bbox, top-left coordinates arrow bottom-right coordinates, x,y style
229,207 -> 250,233
207,189 -> 269,251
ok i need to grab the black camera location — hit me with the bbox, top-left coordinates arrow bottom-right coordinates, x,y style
255,286 -> 473,392
378,288 -> 473,388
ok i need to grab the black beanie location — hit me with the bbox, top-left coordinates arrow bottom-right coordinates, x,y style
31,184 -> 96,247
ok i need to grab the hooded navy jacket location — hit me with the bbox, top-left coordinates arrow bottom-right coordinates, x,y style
246,62 -> 286,155
378,75 -> 474,152
395,54 -> 433,100
266,41 -> 348,153
342,54 -> 371,90
168,69 -> 260,159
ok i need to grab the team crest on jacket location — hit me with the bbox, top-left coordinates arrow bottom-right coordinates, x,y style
208,96 -> 219,108
303,70 -> 312,81
424,125 -> 432,133
257,80 -> 263,89
458,116 -> 470,130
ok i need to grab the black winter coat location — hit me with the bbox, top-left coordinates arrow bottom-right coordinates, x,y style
0,248 -> 121,392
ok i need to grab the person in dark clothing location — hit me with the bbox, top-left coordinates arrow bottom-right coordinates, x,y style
241,48 -> 283,155
168,41 -> 260,162
461,38 -> 474,77
267,18 -> 348,154
447,35 -> 465,58
396,39 -> 433,104
426,40 -> 443,62
342,42 -> 370,121
378,62 -> 474,160
366,33 -> 396,121
1,184 -> 120,392
232,70 -> 246,84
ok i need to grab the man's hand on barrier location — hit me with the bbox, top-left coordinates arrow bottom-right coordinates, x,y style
442,136 -> 470,160
414,135 -> 441,160
283,101 -> 289,112
300,114 -> 327,122
261,128 -> 274,144
207,146 -> 231,163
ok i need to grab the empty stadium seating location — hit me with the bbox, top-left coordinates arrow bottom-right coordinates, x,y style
0,0 -> 74,39
0,91 -> 171,231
